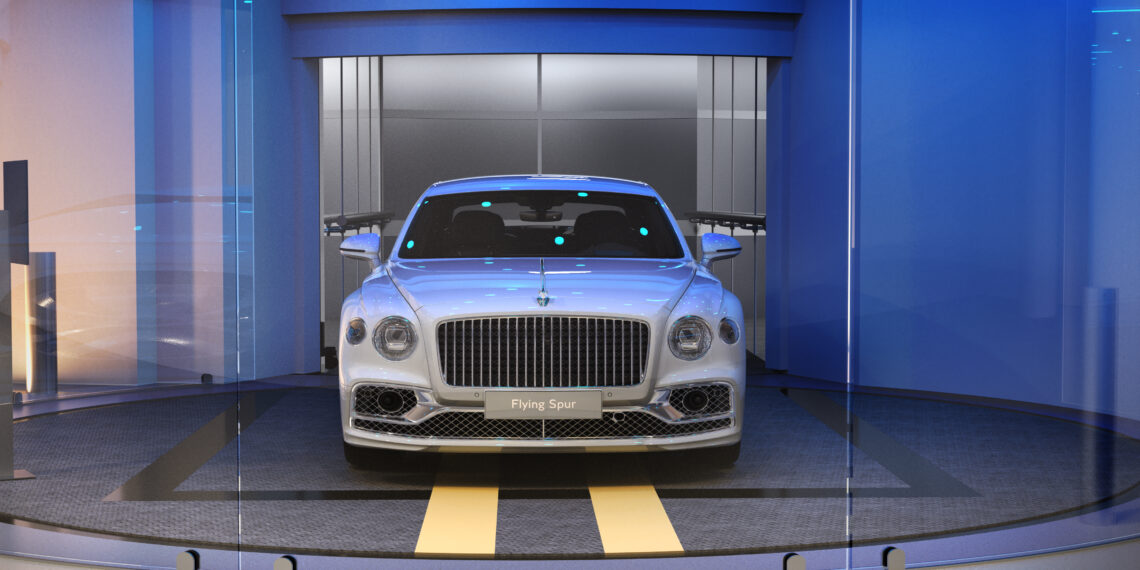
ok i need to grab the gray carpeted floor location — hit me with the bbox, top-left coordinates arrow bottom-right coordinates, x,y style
3,386 -> 1139,557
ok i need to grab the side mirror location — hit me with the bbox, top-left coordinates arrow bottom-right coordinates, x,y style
339,233 -> 381,270
699,232 -> 742,267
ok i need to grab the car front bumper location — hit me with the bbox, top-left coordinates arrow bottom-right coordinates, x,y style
342,380 -> 742,453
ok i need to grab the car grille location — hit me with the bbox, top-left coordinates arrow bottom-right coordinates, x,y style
437,316 -> 649,388
354,412 -> 730,440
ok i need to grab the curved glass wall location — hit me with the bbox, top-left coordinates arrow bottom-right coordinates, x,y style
4,0 -> 1137,567
0,1 -> 252,566
851,0 -> 1140,565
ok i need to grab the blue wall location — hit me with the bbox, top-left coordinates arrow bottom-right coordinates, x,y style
764,0 -> 850,382
286,9 -> 798,58
282,0 -> 804,16
246,0 -> 321,378
858,0 -> 1068,404
854,0 -> 1139,418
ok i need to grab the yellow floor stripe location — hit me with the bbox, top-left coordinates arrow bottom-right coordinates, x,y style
415,455 -> 500,558
587,456 -> 684,556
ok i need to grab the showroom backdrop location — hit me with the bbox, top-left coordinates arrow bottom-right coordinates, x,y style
1,0 -> 1135,422
317,54 -> 768,360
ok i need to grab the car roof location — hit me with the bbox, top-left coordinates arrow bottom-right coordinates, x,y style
424,174 -> 657,197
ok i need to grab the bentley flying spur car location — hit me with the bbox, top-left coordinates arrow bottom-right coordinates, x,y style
338,175 -> 746,465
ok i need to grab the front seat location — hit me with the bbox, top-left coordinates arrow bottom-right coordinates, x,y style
448,210 -> 506,257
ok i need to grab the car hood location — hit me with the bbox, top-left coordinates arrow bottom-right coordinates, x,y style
386,258 -> 695,323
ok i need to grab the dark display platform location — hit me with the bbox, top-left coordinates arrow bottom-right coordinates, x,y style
3,380 -> 1140,559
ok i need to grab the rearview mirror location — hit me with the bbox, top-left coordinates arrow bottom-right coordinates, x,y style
699,232 -> 741,267
339,233 -> 381,270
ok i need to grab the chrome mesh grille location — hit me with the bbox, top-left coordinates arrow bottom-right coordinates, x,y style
437,316 -> 649,388
669,384 -> 733,417
354,411 -> 730,440
353,385 -> 417,418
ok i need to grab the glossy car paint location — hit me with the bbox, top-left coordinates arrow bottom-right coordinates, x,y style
339,175 -> 745,452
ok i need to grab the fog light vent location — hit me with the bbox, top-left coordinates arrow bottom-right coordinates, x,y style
681,389 -> 710,413
353,385 -> 417,418
668,384 -> 732,417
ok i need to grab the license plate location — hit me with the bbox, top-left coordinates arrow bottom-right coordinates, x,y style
484,390 -> 602,420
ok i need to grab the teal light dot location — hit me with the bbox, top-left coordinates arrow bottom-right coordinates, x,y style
577,192 -> 588,197
422,200 -> 429,205
639,227 -> 649,236
481,201 -> 491,208
554,236 -> 565,245
406,240 -> 415,249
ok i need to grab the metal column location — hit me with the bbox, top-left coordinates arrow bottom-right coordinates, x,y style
0,212 -> 34,481
26,252 -> 57,394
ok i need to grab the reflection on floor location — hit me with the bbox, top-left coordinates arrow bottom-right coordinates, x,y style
15,382 -> 186,404
2,377 -> 1139,559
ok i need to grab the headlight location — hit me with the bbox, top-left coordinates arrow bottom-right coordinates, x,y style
345,318 -> 367,345
668,316 -> 712,360
718,318 -> 740,345
373,316 -> 417,360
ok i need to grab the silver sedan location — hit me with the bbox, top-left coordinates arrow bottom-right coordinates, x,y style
337,175 -> 746,465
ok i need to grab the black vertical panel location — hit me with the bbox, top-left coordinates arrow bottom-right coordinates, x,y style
2,161 -> 29,266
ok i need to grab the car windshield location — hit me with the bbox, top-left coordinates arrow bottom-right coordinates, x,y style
398,190 -> 685,259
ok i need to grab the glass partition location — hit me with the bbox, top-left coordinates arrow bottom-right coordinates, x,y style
851,0 -> 1140,565
28,1 -> 1139,563
0,1 -> 255,566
